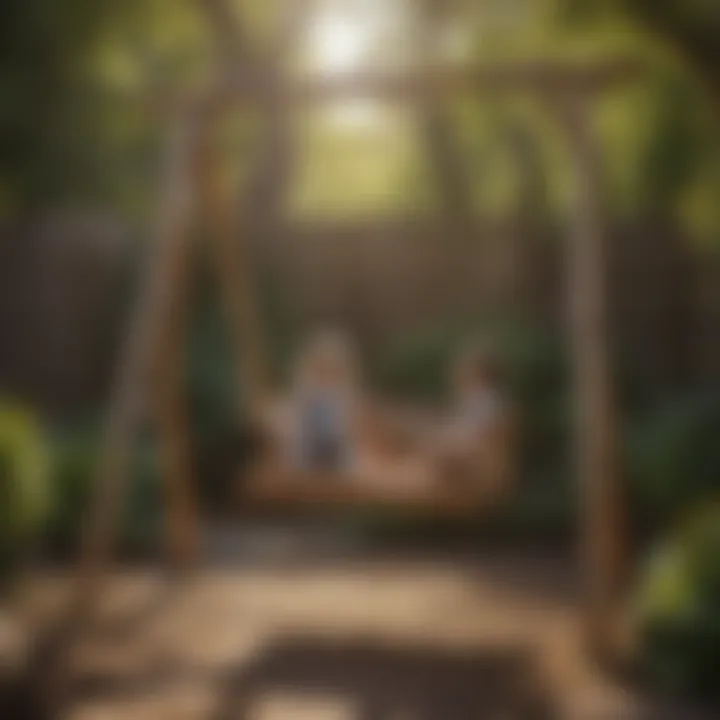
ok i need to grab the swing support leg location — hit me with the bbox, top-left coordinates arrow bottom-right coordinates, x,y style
35,111 -> 205,712
560,96 -> 626,661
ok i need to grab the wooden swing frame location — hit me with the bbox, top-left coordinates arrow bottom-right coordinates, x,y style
49,1 -> 638,697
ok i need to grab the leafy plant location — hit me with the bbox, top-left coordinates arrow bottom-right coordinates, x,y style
635,503 -> 720,698
47,422 -> 161,558
627,393 -> 720,530
0,403 -> 52,579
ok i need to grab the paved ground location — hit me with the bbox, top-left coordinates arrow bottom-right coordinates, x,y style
16,527 -> 714,719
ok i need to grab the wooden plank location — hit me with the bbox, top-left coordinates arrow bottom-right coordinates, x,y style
239,474 -> 499,517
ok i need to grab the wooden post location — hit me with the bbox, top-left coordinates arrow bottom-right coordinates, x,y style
78,109 -> 204,595
34,110 -> 204,712
559,95 -> 625,657
153,184 -> 201,570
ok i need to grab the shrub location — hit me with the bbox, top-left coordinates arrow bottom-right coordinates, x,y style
187,287 -> 247,511
373,323 -> 464,401
47,422 -> 161,559
627,393 -> 720,530
0,403 -> 52,580
635,503 -> 720,698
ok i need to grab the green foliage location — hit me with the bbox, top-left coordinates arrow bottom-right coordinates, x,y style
343,472 -> 576,546
635,503 -> 720,697
3,0 -> 719,251
188,293 -> 237,437
122,437 -> 163,556
0,0 -> 210,216
627,394 -> 720,530
47,425 -> 96,555
479,477 -> 576,542
0,402 -> 51,578
373,324 -> 463,401
502,323 -> 570,474
186,277 -> 240,511
48,422 -> 162,558
185,257 -> 297,512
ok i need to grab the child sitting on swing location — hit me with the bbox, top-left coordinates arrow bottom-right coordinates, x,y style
433,345 -> 510,494
287,330 -> 362,476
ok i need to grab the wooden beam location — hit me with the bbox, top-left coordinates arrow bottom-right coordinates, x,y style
140,58 -> 641,116
211,58 -> 639,107
559,96 -> 626,659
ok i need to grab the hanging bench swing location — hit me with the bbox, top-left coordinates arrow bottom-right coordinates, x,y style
235,390 -> 517,516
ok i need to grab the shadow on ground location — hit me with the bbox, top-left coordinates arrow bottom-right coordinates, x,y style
211,634 -> 557,719
72,634 -> 557,718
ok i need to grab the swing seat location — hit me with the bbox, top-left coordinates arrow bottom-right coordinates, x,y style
236,398 -> 515,516
239,470 -> 497,516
